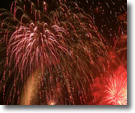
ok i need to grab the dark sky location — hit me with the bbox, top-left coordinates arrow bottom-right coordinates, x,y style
0,0 -> 13,10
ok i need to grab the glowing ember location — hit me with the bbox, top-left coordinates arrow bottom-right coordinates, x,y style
48,100 -> 56,105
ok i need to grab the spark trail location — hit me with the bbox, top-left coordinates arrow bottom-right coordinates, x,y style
0,0 -> 126,105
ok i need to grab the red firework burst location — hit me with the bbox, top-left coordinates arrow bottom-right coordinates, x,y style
91,66 -> 127,105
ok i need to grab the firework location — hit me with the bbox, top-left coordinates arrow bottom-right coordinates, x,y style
0,0 -> 108,105
91,66 -> 127,105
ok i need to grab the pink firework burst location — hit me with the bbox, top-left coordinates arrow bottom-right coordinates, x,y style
7,22 -> 70,78
0,0 -> 108,104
